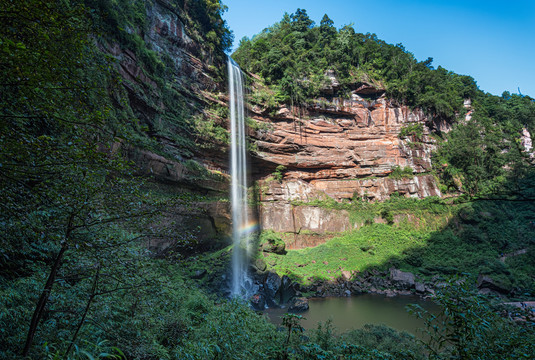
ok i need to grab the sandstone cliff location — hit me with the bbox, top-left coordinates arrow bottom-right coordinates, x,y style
247,82 -> 444,237
103,2 -> 449,248
98,0 -> 233,251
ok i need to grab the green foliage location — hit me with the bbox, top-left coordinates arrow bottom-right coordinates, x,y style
342,324 -> 424,359
434,92 -> 535,198
274,315 -> 422,360
233,10 -> 478,119
0,258 -> 282,359
42,339 -> 125,359
273,165 -> 287,182
0,0 -> 225,357
399,123 -> 424,140
389,166 -> 414,180
409,278 -> 535,359
182,0 -> 233,55
264,196 -> 535,293
260,230 -> 286,254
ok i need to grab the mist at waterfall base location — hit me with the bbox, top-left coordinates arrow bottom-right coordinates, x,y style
228,57 -> 256,298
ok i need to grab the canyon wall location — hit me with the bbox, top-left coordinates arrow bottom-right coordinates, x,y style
106,2 -> 447,249
249,86 -> 444,238
102,0 -> 232,252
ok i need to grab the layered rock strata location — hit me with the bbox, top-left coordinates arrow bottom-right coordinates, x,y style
250,92 -> 444,238
101,1 -> 232,253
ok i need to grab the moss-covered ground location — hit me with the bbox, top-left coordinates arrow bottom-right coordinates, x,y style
264,224 -> 429,283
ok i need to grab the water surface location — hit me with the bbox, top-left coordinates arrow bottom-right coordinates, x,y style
265,294 -> 439,336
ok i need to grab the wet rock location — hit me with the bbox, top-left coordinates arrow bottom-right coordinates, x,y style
350,282 -> 364,294
289,297 -> 309,312
253,258 -> 267,272
264,271 -> 282,300
415,282 -> 426,293
280,275 -> 296,304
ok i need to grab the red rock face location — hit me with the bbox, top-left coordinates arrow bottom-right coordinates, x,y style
250,94 -> 444,237
251,95 -> 442,203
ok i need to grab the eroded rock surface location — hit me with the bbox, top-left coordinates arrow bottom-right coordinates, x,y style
251,96 -> 439,182
250,93 -> 444,238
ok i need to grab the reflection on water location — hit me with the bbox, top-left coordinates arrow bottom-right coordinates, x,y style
265,294 -> 440,336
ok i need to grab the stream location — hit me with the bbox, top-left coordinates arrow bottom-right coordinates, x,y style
265,294 -> 440,337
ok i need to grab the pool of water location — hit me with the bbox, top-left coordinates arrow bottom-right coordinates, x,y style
265,294 -> 440,336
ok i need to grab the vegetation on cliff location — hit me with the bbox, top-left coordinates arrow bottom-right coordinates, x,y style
0,0 -> 233,357
1,1 -> 534,359
234,8 -> 535,199
262,196 -> 535,296
233,9 -> 479,120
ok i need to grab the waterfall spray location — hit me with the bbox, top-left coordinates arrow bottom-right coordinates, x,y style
228,57 -> 251,297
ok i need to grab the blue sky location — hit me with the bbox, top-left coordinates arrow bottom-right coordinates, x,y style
223,0 -> 535,96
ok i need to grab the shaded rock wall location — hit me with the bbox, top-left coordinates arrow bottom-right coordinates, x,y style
101,1 -> 232,253
257,176 -> 441,248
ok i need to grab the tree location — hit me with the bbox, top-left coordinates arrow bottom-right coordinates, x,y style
0,0 -> 177,356
409,278 -> 535,359
290,8 -> 314,32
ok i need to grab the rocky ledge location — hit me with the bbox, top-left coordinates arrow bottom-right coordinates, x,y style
247,267 -> 519,311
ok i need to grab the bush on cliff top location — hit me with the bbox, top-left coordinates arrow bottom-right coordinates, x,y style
233,9 -> 478,120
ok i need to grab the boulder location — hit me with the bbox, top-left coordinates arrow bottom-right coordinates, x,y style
253,258 -> 267,272
260,234 -> 286,254
415,282 -> 426,293
389,269 -> 415,289
289,297 -> 309,312
477,274 -> 511,295
264,271 -> 282,299
280,275 -> 296,304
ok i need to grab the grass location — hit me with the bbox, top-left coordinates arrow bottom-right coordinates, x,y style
263,224 -> 429,284
259,197 -> 535,295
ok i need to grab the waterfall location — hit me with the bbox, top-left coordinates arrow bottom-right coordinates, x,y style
228,57 -> 251,297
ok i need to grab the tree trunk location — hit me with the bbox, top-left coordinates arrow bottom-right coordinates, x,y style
22,214 -> 74,357
65,265 -> 100,359
22,242 -> 68,356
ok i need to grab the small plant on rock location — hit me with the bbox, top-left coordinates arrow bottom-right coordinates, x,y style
273,165 -> 287,182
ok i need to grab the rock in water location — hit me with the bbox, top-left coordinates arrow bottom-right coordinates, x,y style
250,293 -> 266,311
289,297 -> 309,312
